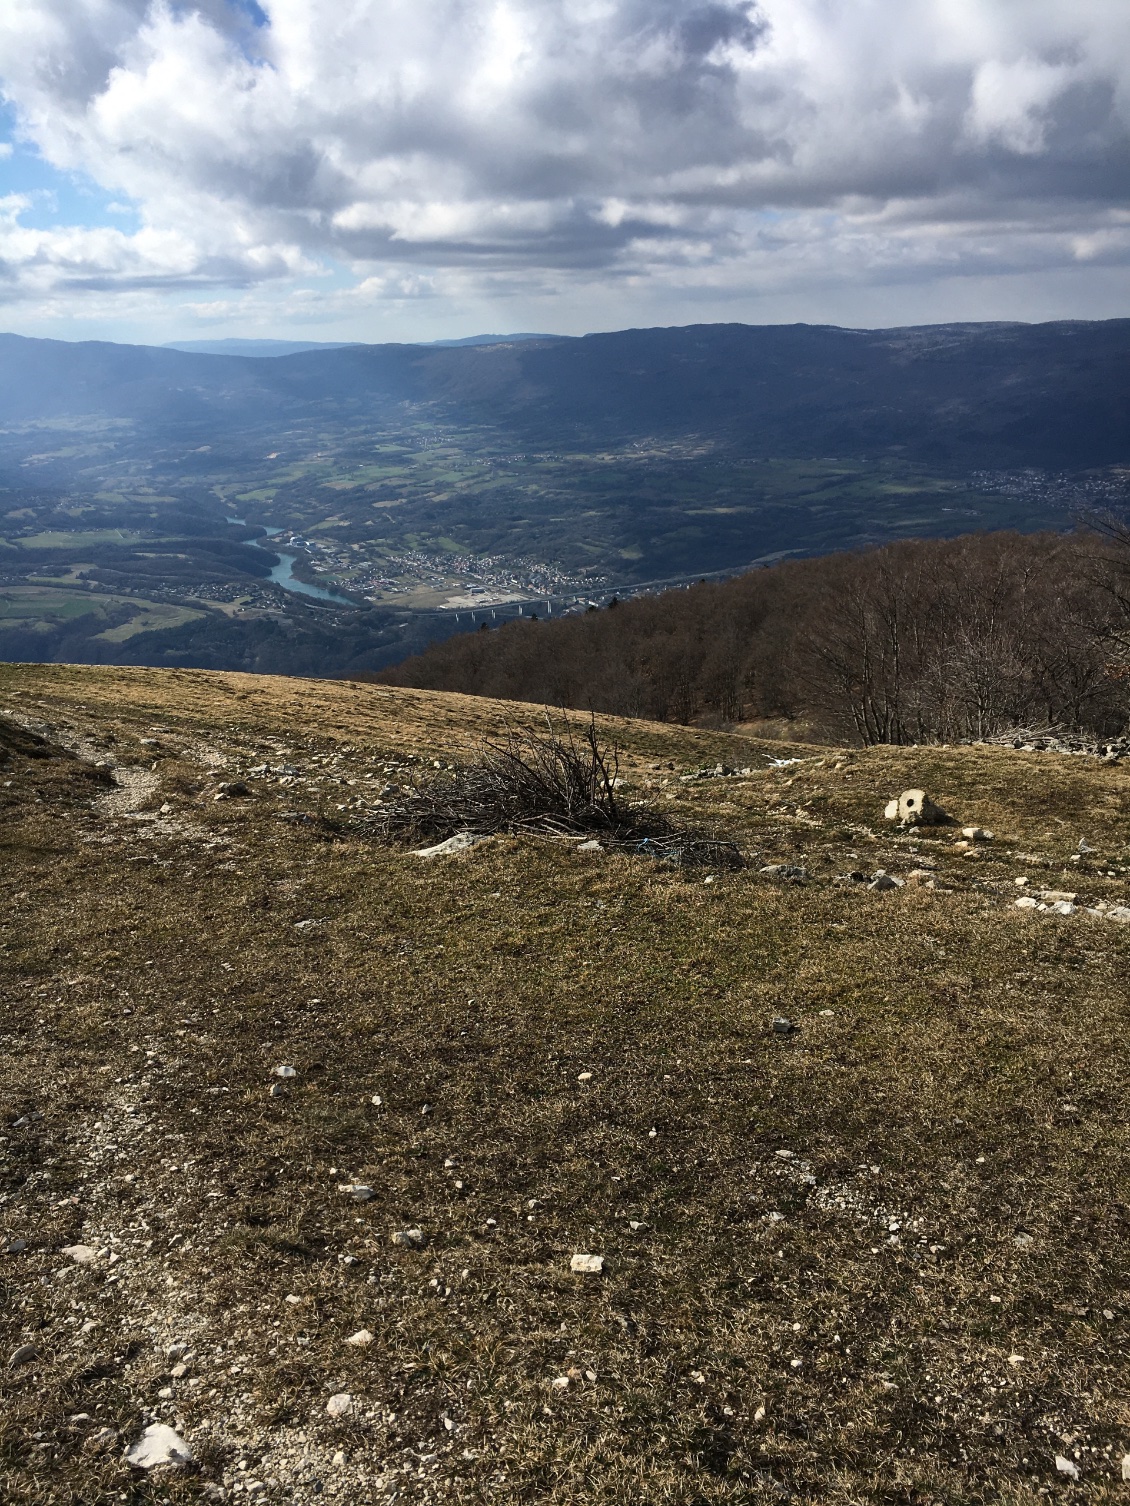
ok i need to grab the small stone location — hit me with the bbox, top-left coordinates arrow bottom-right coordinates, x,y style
170,1362 -> 188,1378
413,832 -> 486,858
576,839 -> 603,852
868,873 -> 904,892
1015,896 -> 1038,909
346,1329 -> 374,1348
551,1375 -> 570,1389
285,1294 -> 302,1304
577,1071 -> 593,1082
1054,1454 -> 1079,1480
165,1342 -> 190,1361
61,1244 -> 99,1265
771,1016 -> 796,1035
759,863 -> 809,882
326,1392 -> 353,1418
333,1450 -> 346,1466
962,827 -> 993,841
392,1228 -> 427,1247
343,1185 -> 375,1202
570,1252 -> 604,1274
269,1083 -> 287,1098
125,1423 -> 194,1469
370,1094 -> 383,1106
8,1343 -> 38,1368
273,1065 -> 297,1078
5,1238 -> 28,1254
1013,1232 -> 1033,1248
1121,1454 -> 1130,1482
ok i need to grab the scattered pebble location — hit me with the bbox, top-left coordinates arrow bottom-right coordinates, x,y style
343,1184 -> 374,1202
61,1244 -> 99,1265
570,1253 -> 604,1274
326,1393 -> 353,1418
346,1329 -> 374,1348
8,1343 -> 38,1368
273,1065 -> 297,1079
1054,1454 -> 1079,1481
392,1228 -> 427,1247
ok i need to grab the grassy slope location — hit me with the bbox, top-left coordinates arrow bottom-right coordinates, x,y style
1,663 -> 1128,1505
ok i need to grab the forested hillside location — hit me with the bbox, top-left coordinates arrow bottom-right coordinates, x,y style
373,529 -> 1130,744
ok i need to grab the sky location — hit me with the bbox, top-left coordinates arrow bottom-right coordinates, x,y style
1,0 -> 1129,345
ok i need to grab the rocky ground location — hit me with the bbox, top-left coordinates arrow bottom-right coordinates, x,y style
1,664 -> 1129,1504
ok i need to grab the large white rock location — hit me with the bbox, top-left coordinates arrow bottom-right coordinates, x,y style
883,790 -> 946,826
125,1424 -> 194,1469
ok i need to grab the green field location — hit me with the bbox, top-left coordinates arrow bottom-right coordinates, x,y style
0,585 -> 205,639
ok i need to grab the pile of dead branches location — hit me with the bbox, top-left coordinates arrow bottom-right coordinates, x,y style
368,715 -> 740,865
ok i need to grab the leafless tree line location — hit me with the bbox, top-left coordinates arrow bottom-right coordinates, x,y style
370,528 -> 1130,744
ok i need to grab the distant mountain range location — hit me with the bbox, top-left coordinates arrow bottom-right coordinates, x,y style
163,333 -> 557,357
2,318 -> 1128,469
2,318 -> 1129,681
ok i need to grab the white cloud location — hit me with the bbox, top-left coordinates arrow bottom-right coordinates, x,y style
0,0 -> 1129,329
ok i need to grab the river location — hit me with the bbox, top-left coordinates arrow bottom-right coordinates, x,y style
227,518 -> 357,607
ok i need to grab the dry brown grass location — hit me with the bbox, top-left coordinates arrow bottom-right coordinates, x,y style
1,662 -> 1129,1504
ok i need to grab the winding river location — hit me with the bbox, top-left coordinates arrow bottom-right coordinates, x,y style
228,518 -> 357,607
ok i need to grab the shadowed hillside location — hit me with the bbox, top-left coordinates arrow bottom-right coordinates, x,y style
374,528 -> 1130,744
3,320 -> 1130,467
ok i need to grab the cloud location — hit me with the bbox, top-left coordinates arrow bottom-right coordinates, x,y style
0,0 -> 1129,325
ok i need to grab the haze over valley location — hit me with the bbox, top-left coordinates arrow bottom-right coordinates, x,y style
2,319 -> 1129,675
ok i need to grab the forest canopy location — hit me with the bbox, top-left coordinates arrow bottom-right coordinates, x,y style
369,529 -> 1130,745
